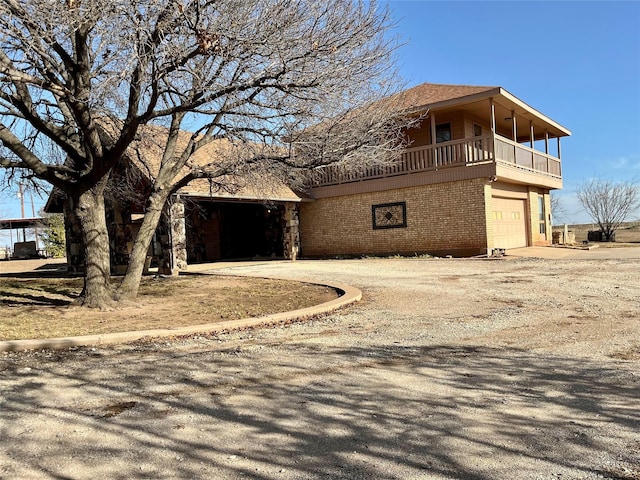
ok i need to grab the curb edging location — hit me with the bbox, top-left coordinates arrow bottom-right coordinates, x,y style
0,279 -> 361,353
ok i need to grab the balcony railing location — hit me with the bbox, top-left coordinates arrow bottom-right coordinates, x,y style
493,136 -> 561,177
311,134 -> 561,187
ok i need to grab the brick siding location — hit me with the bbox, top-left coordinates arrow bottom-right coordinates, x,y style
300,178 -> 489,257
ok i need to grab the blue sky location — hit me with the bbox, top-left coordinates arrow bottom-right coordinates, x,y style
1,0 -> 639,246
387,0 -> 640,223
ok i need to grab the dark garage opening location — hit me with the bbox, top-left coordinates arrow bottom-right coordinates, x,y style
185,201 -> 284,263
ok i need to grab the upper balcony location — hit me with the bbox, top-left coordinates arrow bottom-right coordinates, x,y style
308,84 -> 570,193
312,132 -> 563,190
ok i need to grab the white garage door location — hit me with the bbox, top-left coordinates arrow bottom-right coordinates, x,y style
492,197 -> 527,249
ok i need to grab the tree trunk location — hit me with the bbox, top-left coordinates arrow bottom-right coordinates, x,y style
118,193 -> 168,300
73,185 -> 115,308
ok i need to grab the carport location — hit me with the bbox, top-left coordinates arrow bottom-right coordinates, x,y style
184,199 -> 287,263
172,184 -> 304,266
0,217 -> 45,259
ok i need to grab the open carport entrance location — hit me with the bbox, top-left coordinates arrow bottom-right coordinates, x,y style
184,200 -> 285,263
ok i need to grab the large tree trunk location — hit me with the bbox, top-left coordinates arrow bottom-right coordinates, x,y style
117,193 -> 168,300
72,185 -> 115,308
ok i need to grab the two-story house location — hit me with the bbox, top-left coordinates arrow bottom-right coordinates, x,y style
299,83 -> 570,257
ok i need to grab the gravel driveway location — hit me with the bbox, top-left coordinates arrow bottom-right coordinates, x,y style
1,256 -> 639,479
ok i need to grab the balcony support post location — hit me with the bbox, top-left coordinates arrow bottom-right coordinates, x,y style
557,137 -> 562,162
511,111 -> 517,142
490,98 -> 496,133
529,121 -> 534,149
430,113 -> 437,167
529,121 -> 535,169
490,98 -> 496,161
544,130 -> 549,154
545,131 -> 550,173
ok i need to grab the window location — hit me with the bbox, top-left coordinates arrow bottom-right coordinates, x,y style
435,123 -> 451,143
372,202 -> 407,229
471,124 -> 485,162
538,195 -> 546,235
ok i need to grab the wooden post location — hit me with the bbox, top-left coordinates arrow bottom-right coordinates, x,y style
557,137 -> 562,176
544,130 -> 549,154
511,111 -> 517,142
489,98 -> 496,161
544,130 -> 550,173
529,121 -> 535,169
430,113 -> 437,167
529,121 -> 534,149
490,98 -> 496,133
557,137 -> 562,159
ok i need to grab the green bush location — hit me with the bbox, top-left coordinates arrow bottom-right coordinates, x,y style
39,214 -> 66,258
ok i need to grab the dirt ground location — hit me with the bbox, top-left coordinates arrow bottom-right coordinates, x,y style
0,255 -> 639,479
0,259 -> 337,340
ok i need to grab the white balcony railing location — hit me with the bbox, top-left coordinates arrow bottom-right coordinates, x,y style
311,134 -> 561,187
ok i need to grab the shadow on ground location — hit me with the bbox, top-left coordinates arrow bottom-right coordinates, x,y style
1,343 -> 638,479
0,265 -> 72,279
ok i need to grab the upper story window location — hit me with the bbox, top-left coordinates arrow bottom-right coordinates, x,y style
474,124 -> 482,137
436,123 -> 451,143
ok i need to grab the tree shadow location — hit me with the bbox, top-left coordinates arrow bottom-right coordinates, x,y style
0,272 -> 80,307
0,343 -> 638,479
0,290 -> 72,307
0,269 -> 74,279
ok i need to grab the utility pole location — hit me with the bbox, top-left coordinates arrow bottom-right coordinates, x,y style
18,182 -> 26,242
30,190 -> 40,251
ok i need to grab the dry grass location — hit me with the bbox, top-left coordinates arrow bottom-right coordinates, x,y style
0,274 -> 338,341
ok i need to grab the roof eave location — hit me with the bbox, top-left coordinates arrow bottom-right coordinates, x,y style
406,86 -> 571,137
405,87 -> 502,114
498,88 -> 572,137
176,192 -> 302,203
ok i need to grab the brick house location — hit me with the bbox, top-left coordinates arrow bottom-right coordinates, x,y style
300,83 -> 570,257
47,82 -> 570,271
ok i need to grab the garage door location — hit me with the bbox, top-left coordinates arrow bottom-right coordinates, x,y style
491,197 -> 527,249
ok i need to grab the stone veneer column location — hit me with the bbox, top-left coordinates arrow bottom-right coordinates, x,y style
283,203 -> 300,260
62,198 -> 85,275
169,201 -> 188,274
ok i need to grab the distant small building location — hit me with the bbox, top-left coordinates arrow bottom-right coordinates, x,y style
0,218 -> 46,259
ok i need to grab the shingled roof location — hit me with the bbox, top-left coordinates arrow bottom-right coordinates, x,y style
388,82 -> 499,113
44,122 -> 302,213
105,122 -> 302,203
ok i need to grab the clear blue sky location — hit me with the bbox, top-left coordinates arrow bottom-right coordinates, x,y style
387,0 -> 640,223
1,0 -> 639,246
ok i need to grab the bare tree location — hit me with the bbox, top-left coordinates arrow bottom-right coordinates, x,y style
0,0 -> 414,307
550,193 -> 566,224
576,178 -> 640,241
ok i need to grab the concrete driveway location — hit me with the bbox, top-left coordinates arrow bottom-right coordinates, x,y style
507,245 -> 640,260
